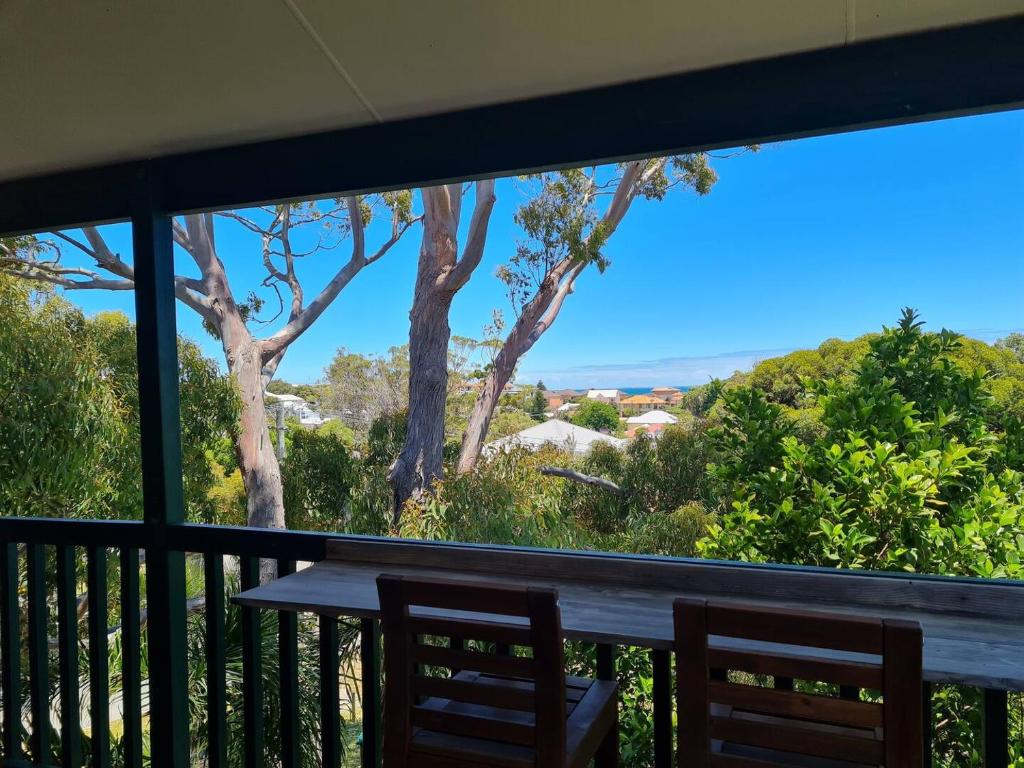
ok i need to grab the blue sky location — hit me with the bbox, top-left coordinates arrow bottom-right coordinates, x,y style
59,109 -> 1023,389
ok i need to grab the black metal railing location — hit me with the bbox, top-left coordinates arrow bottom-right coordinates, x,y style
0,518 -> 1018,768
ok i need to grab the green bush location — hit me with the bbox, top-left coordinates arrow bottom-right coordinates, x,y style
571,399 -> 620,432
283,428 -> 358,531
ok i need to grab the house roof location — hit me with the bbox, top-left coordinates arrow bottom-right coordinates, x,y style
620,394 -> 665,405
626,410 -> 679,425
484,419 -> 627,456
265,392 -> 306,404
586,389 -> 621,399
5,2 -> 1015,183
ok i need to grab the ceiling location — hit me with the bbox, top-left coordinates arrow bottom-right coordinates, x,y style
2,0 -> 1023,183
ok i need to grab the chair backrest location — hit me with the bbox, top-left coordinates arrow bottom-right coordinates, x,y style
675,598 -> 923,768
377,574 -> 566,768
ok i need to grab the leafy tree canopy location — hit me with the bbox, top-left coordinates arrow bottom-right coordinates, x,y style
571,400 -> 620,432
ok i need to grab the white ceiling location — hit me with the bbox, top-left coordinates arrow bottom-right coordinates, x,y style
1,0 -> 1022,182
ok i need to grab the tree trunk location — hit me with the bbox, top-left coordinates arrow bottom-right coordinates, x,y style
457,345 -> 517,474
224,326 -> 285,530
457,277 -> 563,474
388,209 -> 456,520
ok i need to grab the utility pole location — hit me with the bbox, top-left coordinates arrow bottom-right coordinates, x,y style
275,405 -> 287,461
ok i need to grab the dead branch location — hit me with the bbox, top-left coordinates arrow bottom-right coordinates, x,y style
539,466 -> 624,495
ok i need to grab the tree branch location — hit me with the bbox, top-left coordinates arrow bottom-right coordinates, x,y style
539,466 -> 624,495
447,178 -> 496,292
260,196 -> 415,362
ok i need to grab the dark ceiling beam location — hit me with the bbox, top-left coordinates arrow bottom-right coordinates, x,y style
2,14 -> 1023,235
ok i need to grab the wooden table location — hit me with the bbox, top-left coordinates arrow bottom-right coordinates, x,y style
234,538 -> 1024,691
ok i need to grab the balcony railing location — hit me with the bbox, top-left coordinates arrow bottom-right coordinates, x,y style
0,516 -> 1020,768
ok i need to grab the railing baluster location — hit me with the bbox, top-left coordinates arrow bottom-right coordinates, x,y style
241,557 -> 263,768
361,619 -> 382,768
319,616 -> 341,768
57,546 -> 82,768
774,676 -> 794,690
88,546 -> 110,768
652,649 -> 672,768
204,553 -> 227,768
26,543 -> 50,767
277,560 -> 300,768
120,548 -> 143,768
596,643 -> 616,681
983,688 -> 1008,768
448,636 -> 464,675
922,682 -> 933,768
1,543 -> 22,763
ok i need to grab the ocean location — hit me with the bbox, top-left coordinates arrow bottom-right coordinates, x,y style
618,386 -> 690,395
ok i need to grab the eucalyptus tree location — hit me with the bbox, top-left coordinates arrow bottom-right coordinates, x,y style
388,180 -> 496,515
0,197 -> 418,528
456,155 -> 728,473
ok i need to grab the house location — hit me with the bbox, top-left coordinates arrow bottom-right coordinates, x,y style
626,409 -> 679,427
544,391 -> 565,410
484,419 -> 627,456
625,409 -> 678,437
556,402 -> 580,415
265,391 -> 330,428
619,394 -> 665,415
651,386 -> 685,405
585,389 -> 622,405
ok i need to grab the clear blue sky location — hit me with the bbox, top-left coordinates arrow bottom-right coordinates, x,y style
59,109 -> 1024,389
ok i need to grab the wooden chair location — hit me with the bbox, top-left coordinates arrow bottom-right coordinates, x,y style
675,598 -> 923,768
377,574 -> 618,768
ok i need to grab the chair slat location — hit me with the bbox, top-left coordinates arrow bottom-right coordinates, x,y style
412,673 -> 535,711
707,604 -> 884,654
678,599 -> 921,767
883,620 -> 923,767
708,680 -> 883,728
412,703 -> 536,746
380,575 -> 616,768
408,614 -> 533,646
709,715 -> 884,764
708,648 -> 883,690
391,576 -> 533,616
709,753 -> 818,768
413,643 -> 535,678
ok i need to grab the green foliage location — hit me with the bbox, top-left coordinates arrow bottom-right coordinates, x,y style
571,400 -> 620,432
529,387 -> 547,421
365,409 -> 407,466
702,310 -> 1024,579
0,277 -> 238,521
283,428 -> 358,531
0,277 -> 128,518
487,408 -> 537,441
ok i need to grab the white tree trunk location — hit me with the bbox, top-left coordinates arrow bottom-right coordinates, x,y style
388,206 -> 456,519
223,321 -> 285,529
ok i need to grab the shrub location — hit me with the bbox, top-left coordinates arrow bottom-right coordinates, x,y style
283,429 -> 358,531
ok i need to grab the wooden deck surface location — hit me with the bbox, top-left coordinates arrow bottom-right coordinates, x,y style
233,539 -> 1024,691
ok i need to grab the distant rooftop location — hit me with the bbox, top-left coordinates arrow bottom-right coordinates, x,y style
626,409 -> 679,425
484,419 -> 627,456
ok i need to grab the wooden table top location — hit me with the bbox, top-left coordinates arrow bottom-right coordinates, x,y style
234,553 -> 1024,691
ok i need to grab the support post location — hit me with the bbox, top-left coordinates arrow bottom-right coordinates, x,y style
132,165 -> 189,768
361,619 -> 382,768
983,688 -> 1008,768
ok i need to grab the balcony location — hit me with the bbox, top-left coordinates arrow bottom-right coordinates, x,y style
0,518 -> 1021,767
2,6 -> 1024,768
